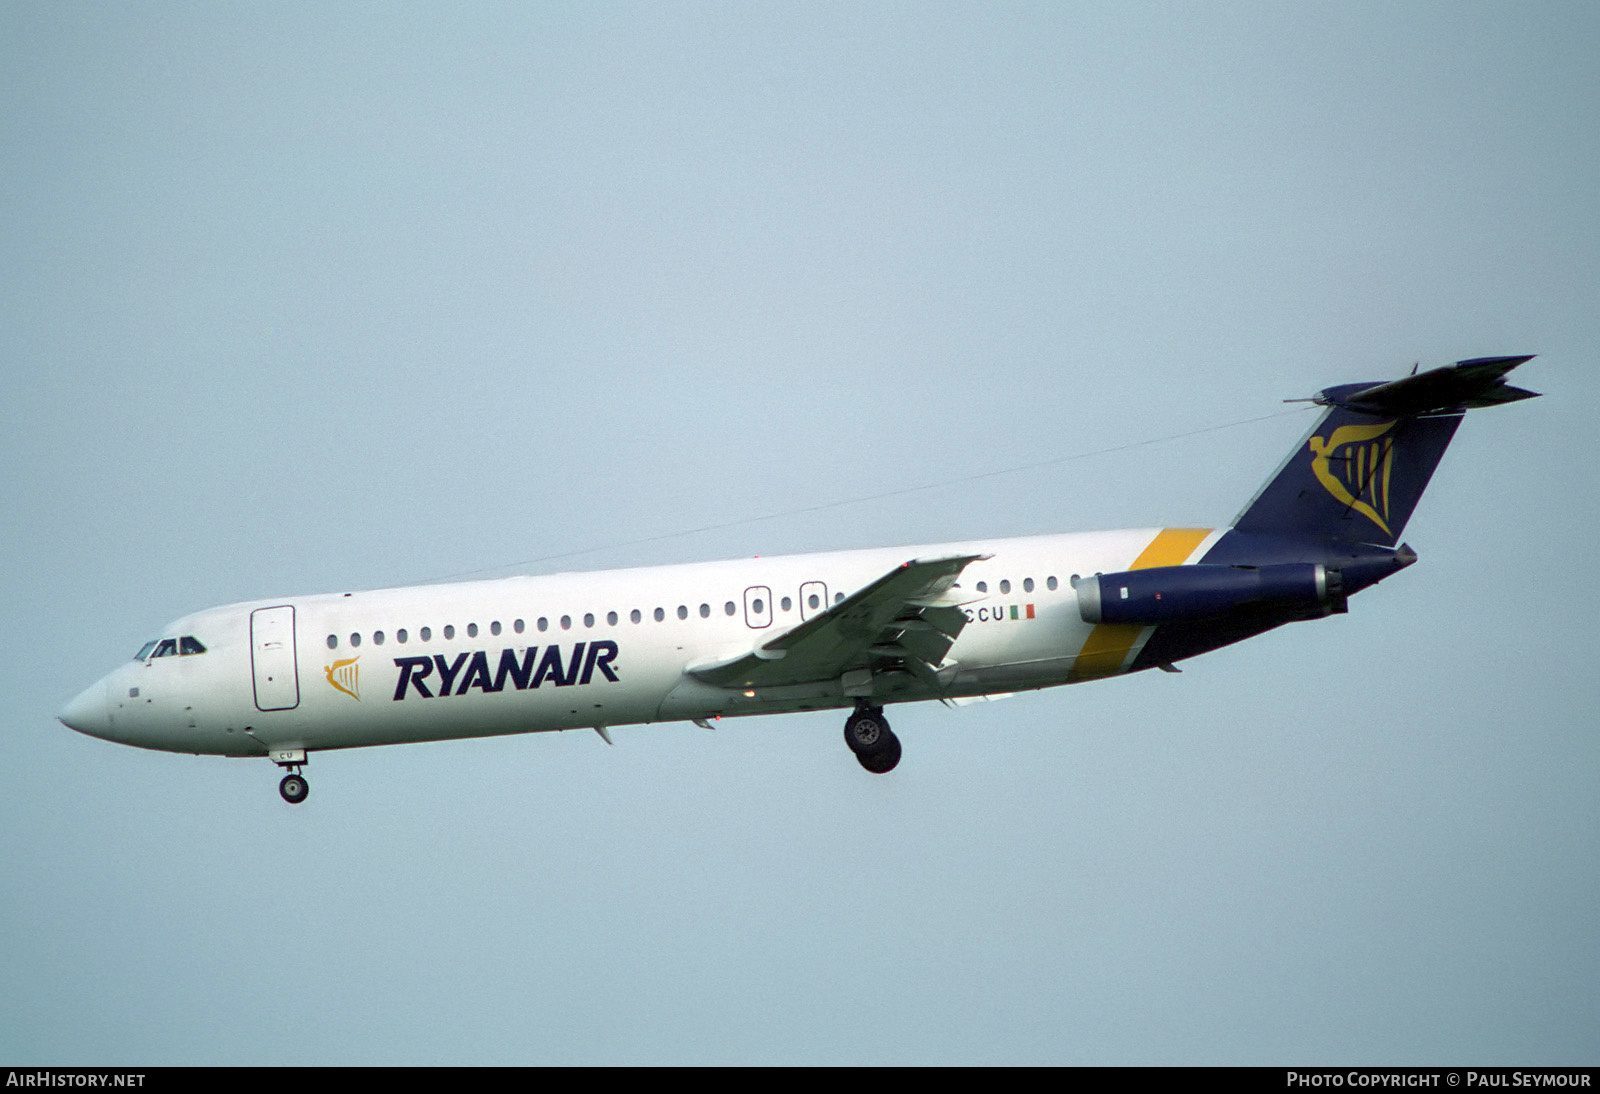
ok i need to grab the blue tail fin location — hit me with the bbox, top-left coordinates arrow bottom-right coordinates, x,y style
1232,356 -> 1537,547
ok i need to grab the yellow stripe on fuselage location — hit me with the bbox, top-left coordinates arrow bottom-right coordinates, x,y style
1067,528 -> 1212,682
1126,526 -> 1212,571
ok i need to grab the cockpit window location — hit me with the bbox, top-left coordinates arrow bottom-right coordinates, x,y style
137,636 -> 206,660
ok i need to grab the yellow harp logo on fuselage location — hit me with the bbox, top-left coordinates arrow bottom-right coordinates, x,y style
1308,420 -> 1397,537
324,657 -> 360,700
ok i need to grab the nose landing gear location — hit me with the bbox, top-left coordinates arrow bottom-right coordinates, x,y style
278,772 -> 309,804
844,705 -> 901,774
270,748 -> 310,804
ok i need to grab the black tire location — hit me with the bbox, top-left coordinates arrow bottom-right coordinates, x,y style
856,730 -> 902,774
843,709 -> 891,754
279,773 -> 309,804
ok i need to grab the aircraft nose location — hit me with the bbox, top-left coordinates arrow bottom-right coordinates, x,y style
58,678 -> 112,739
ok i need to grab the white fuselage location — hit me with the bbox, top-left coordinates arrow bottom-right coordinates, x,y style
61,526 -> 1221,759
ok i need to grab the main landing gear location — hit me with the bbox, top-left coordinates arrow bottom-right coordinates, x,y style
844,704 -> 901,774
271,749 -> 310,804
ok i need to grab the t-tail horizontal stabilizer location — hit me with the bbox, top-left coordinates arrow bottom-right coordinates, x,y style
1233,355 -> 1537,547
1312,355 -> 1539,416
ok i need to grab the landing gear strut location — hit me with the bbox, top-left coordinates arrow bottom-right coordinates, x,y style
844,705 -> 901,774
271,748 -> 310,804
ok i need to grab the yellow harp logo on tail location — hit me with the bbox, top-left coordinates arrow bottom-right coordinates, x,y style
1308,420 -> 1397,537
324,657 -> 360,700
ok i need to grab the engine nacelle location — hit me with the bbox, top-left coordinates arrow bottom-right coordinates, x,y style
1076,563 -> 1346,625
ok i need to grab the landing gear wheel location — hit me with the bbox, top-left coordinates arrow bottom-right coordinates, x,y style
279,773 -> 309,804
856,730 -> 902,774
844,707 -> 891,755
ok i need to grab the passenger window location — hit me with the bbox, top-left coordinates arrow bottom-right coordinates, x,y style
1000,580 -> 1011,594
537,618 -> 548,632
467,623 -> 478,638
325,635 -> 338,651
699,603 -> 710,618
631,609 -> 642,624
514,619 -> 525,634
781,597 -> 792,612
397,629 -> 408,644
1047,576 -> 1058,591
977,581 -> 988,593
491,621 -> 502,636
607,611 -> 618,626
560,615 -> 572,630
1024,578 -> 1034,593
443,625 -> 455,640
373,632 -> 385,646
725,601 -> 736,616
583,613 -> 595,628
350,633 -> 361,648
677,605 -> 688,620
654,607 -> 665,622
834,592 -> 844,604
421,626 -> 432,641
807,594 -> 820,609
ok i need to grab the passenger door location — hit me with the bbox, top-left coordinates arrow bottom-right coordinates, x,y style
251,605 -> 300,711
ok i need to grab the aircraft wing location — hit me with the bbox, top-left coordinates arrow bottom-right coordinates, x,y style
688,554 -> 986,691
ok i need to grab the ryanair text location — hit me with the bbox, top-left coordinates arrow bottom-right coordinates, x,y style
393,642 -> 619,700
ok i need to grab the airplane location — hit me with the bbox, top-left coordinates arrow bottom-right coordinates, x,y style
58,356 -> 1539,803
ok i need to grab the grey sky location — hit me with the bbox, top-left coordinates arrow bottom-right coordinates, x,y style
3,2 -> 1596,1064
